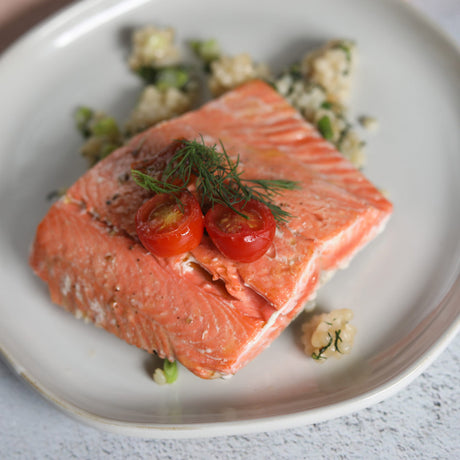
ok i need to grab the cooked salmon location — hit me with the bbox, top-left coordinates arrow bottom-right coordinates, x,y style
30,80 -> 392,378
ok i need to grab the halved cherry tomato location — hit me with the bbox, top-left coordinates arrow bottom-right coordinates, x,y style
204,199 -> 276,263
135,190 -> 204,257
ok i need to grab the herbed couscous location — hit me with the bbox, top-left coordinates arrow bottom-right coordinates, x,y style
273,40 -> 366,167
75,26 -> 199,164
75,26 -> 370,170
152,359 -> 178,385
75,107 -> 124,165
128,26 -> 181,70
301,40 -> 357,105
207,53 -> 270,97
124,85 -> 194,135
301,309 -> 357,361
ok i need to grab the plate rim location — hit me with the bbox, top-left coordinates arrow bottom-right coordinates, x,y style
1,308 -> 458,438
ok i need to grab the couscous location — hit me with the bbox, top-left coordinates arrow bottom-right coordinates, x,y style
301,309 -> 357,361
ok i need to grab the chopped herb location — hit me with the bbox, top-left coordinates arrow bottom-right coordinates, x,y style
336,125 -> 351,152
75,108 -> 124,166
317,115 -> 334,141
320,101 -> 334,110
334,329 -> 343,353
156,67 -> 190,90
152,359 -> 178,384
136,65 -> 192,89
312,333 -> 333,360
74,107 -> 121,140
91,116 -> 120,138
132,138 -> 299,223
163,359 -> 178,384
335,43 -> 352,63
135,66 -> 158,84
190,39 -> 221,71
75,106 -> 94,138
288,62 -> 303,81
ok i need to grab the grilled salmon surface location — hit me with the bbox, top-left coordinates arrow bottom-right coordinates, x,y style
30,80 -> 392,379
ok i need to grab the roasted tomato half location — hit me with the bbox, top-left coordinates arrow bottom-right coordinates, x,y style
136,190 -> 204,257
204,199 -> 276,263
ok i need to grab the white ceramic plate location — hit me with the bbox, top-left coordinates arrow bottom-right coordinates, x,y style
0,0 -> 459,438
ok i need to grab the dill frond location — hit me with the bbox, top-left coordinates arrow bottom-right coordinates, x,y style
131,137 -> 299,222
312,333 -> 333,360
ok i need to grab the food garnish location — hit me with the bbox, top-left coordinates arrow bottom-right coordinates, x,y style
190,38 -> 221,71
135,190 -> 204,257
131,137 -> 299,224
153,359 -> 179,385
317,115 -> 334,141
132,137 -> 297,260
301,309 -> 356,361
136,65 -> 193,91
311,332 -> 333,361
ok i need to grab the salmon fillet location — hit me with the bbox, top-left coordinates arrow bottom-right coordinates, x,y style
30,80 -> 392,378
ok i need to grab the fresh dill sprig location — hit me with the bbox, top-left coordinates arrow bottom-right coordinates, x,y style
131,138 -> 299,222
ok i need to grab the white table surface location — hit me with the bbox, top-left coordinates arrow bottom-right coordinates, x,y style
1,1 -> 459,458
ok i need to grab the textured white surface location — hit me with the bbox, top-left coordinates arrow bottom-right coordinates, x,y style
1,335 -> 458,458
0,1 -> 459,457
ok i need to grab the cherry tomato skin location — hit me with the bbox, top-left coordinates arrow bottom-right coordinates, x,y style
204,200 -> 276,263
135,190 -> 204,257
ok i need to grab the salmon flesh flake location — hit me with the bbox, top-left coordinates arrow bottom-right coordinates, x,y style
30,80 -> 392,379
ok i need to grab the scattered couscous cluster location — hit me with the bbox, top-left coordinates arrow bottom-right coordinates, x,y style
274,40 -> 367,168
75,26 -> 373,171
301,309 -> 357,361
75,107 -> 124,166
76,26 -> 199,163
302,40 -> 356,105
193,35 -> 370,168
208,53 -> 269,96
125,26 -> 198,135
124,85 -> 193,135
